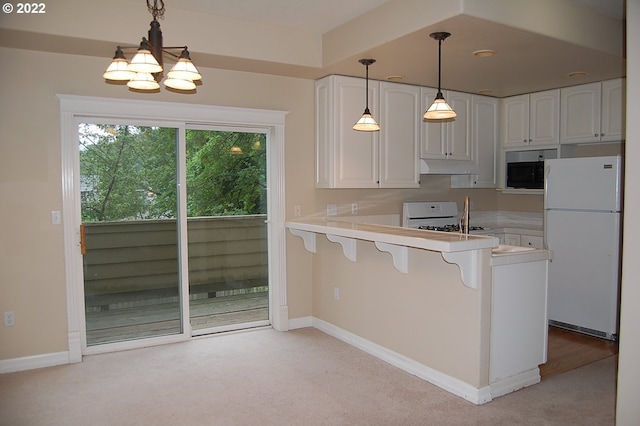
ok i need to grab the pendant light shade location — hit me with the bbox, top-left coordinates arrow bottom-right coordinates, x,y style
424,32 -> 457,120
424,92 -> 457,119
353,58 -> 380,132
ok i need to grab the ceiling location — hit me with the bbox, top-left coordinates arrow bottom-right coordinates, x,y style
169,0 -> 624,33
130,0 -> 627,97
167,0 -> 392,34
1,0 -> 626,98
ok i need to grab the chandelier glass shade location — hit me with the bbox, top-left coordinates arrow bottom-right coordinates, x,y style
167,50 -> 202,81
103,0 -> 202,93
164,77 -> 196,91
127,72 -> 161,91
353,58 -> 380,132
102,53 -> 136,81
128,48 -> 163,74
424,32 -> 456,120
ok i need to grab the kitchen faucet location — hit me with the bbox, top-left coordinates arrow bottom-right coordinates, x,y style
461,196 -> 470,235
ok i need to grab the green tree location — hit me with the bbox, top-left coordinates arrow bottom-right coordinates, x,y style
79,124 -> 266,222
186,130 -> 266,216
80,124 -> 177,222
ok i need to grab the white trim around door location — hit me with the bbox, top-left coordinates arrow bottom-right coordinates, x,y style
58,95 -> 289,360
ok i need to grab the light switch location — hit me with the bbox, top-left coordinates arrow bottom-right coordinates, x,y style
51,210 -> 61,225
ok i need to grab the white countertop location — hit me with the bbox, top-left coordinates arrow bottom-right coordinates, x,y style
490,245 -> 551,266
286,218 -> 499,253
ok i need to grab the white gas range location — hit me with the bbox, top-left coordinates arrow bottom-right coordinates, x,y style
401,201 -> 495,236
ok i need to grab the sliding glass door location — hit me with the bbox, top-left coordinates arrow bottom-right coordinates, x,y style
80,124 -> 182,345
78,123 -> 270,346
185,128 -> 269,334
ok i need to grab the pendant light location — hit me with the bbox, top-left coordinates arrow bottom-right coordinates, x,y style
424,32 -> 457,120
353,59 -> 380,132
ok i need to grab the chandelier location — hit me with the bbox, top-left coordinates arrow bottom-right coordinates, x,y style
103,0 -> 202,93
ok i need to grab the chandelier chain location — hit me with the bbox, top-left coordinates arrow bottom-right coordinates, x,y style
147,0 -> 165,20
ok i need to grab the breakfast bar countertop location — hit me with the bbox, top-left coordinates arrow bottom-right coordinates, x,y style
286,218 -> 499,253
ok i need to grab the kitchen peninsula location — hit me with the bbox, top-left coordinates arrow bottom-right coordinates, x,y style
287,218 -> 550,404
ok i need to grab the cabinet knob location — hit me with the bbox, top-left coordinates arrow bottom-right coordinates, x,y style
601,133 -> 605,137
523,139 -> 527,143
595,133 -> 599,137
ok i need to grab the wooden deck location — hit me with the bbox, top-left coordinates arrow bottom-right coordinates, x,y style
86,290 -> 268,345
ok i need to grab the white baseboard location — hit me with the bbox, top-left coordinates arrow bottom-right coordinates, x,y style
3,316 -> 537,404
0,351 -> 70,374
490,368 -> 541,398
287,316 -> 313,330
311,317 -> 493,405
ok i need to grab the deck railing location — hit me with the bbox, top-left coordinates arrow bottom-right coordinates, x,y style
82,215 -> 268,300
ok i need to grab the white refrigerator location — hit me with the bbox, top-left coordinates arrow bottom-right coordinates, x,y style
544,156 -> 622,340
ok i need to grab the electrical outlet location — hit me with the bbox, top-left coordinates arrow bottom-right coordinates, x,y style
4,311 -> 15,327
351,203 -> 358,215
327,204 -> 337,216
334,287 -> 340,300
293,204 -> 302,217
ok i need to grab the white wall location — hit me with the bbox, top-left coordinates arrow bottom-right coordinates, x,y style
308,237 -> 492,388
0,46 -> 316,359
615,0 -> 640,423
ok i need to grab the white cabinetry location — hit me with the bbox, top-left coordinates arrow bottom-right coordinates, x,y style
315,75 -> 419,188
560,79 -> 625,144
502,90 -> 560,148
497,232 -> 544,249
490,257 -> 548,390
421,89 -> 472,161
379,82 -> 420,188
521,235 -> 544,249
451,95 -> 499,188
501,233 -> 521,246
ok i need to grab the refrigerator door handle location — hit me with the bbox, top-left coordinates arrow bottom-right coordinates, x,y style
543,210 -> 551,257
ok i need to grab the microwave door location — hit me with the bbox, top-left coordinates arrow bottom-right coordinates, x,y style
508,162 -> 544,189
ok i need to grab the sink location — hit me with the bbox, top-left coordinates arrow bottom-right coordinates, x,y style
492,244 -> 537,254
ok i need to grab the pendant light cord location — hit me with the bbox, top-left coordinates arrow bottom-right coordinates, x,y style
365,63 -> 370,112
437,38 -> 442,95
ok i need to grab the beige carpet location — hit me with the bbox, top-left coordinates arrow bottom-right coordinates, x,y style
0,327 -> 617,426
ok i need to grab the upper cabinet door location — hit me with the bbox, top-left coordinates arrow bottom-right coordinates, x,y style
446,91 -> 472,161
379,82 -> 420,188
529,89 -> 560,146
315,77 -> 333,188
601,78 -> 625,142
420,87 -> 446,159
334,76 -> 380,188
502,94 -> 530,147
560,82 -> 601,144
472,95 -> 499,188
